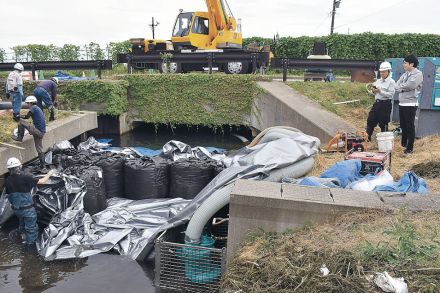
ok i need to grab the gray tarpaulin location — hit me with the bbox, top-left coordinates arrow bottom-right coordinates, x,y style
32,131 -> 320,261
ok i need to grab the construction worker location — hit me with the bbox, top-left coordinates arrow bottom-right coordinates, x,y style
5,157 -> 53,246
366,61 -> 396,141
33,77 -> 58,121
396,54 -> 423,154
5,63 -> 24,121
11,96 -> 47,170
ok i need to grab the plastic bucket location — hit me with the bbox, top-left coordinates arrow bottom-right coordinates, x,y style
376,132 -> 394,152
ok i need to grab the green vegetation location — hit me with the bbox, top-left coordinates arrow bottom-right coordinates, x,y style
244,33 -> 440,60
1,74 -> 266,127
222,210 -> 440,293
122,74 -> 266,127
288,81 -> 374,127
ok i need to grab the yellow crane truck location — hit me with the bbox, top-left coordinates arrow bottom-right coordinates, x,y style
124,0 -> 270,74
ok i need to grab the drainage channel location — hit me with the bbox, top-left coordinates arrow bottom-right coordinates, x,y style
0,123 -> 250,293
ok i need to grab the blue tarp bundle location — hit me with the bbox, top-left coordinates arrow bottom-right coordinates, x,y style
373,171 -> 428,193
298,159 -> 429,194
320,159 -> 362,188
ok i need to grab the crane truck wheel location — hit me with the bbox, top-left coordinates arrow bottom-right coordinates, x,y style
224,61 -> 249,74
159,62 -> 182,74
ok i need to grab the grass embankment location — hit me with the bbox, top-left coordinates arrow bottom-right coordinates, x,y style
222,210 -> 440,292
288,81 -> 440,194
0,110 -> 70,144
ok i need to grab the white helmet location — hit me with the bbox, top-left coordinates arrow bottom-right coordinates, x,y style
379,61 -> 392,71
51,77 -> 59,85
25,96 -> 38,103
7,157 -> 21,169
14,63 -> 24,71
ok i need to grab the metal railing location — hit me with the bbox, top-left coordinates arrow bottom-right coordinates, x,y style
270,58 -> 381,81
0,60 -> 113,79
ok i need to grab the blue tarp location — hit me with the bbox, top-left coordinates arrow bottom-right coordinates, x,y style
320,159 -> 362,188
373,171 -> 428,194
299,159 -> 429,194
54,70 -> 91,81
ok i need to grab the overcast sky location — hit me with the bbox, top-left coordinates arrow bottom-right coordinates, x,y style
0,0 -> 436,49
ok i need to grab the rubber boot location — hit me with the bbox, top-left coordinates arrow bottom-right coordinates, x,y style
38,153 -> 47,172
49,106 -> 56,121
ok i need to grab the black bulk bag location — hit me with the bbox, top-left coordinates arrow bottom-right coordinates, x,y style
124,156 -> 169,200
97,154 -> 125,198
169,158 -> 215,200
80,166 -> 107,215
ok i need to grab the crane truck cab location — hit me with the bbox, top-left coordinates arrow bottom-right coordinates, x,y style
126,0 -> 267,74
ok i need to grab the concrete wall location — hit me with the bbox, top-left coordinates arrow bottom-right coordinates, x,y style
0,111 -> 97,175
227,179 -> 440,261
250,81 -> 356,143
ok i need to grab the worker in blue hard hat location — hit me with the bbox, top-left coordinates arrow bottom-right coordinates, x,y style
5,63 -> 24,121
366,61 -> 396,142
33,77 -> 59,121
4,157 -> 53,247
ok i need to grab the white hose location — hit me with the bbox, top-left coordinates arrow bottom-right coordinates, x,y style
259,128 -> 303,144
248,126 -> 302,147
184,184 -> 235,244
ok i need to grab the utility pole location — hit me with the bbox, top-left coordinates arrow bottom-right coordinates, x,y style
330,0 -> 341,35
149,17 -> 160,39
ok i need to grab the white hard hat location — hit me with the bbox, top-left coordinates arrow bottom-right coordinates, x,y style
51,77 -> 59,85
25,96 -> 38,103
14,63 -> 24,71
7,157 -> 21,169
379,61 -> 392,71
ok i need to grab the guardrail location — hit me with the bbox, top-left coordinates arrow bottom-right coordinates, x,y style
0,60 -> 113,79
270,58 -> 381,81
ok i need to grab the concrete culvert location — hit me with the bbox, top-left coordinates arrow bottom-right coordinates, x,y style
124,157 -> 170,200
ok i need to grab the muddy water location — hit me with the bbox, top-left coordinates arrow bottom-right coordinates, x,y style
0,124 -> 247,293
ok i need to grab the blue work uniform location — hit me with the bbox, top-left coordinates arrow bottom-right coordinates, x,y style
33,80 -> 56,109
5,173 -> 39,245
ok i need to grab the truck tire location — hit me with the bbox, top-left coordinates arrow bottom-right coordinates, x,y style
224,62 -> 249,74
159,62 -> 182,74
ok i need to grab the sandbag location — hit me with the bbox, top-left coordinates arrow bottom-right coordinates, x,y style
97,154 -> 125,198
169,158 -> 215,200
79,166 -> 107,215
124,157 -> 169,200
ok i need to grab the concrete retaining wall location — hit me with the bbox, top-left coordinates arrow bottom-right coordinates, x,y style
0,111 -> 97,175
250,81 -> 356,143
227,179 -> 440,261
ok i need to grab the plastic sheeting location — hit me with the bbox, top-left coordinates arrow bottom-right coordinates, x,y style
80,166 -> 107,215
34,131 -> 320,261
320,160 -> 362,188
97,154 -> 125,198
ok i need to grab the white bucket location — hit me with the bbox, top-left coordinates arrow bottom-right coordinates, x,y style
376,132 -> 394,152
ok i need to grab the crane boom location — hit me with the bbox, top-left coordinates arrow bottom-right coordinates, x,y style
205,0 -> 236,31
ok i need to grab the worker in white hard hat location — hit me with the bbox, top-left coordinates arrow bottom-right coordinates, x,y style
4,157 -> 53,247
5,63 -> 24,121
33,77 -> 59,121
12,96 -> 48,170
365,61 -> 396,142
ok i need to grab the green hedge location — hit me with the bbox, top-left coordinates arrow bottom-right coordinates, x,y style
122,74 -> 265,127
244,33 -> 440,60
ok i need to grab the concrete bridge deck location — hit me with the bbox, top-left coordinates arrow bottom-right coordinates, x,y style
0,111 -> 97,176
